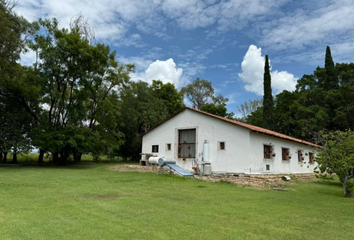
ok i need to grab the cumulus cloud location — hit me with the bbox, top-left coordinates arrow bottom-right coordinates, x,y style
129,58 -> 184,88
119,54 -> 206,88
239,45 -> 297,96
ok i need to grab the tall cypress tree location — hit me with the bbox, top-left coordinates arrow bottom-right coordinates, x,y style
324,46 -> 338,90
263,55 -> 274,130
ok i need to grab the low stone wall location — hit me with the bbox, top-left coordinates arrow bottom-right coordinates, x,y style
197,173 -> 317,189
108,165 -> 318,189
108,164 -> 159,173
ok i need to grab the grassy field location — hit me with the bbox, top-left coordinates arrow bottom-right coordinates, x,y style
0,164 -> 353,240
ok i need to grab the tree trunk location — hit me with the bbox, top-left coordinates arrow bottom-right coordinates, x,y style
0,152 -> 3,163
343,176 -> 352,197
60,146 -> 70,165
72,148 -> 82,162
3,152 -> 8,163
12,152 -> 17,164
52,152 -> 59,164
38,149 -> 45,164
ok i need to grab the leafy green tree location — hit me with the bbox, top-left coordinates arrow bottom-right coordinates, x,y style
0,95 -> 32,163
236,98 -> 262,122
181,78 -> 233,117
263,55 -> 274,130
0,0 -> 33,79
117,81 -> 169,160
151,80 -> 184,114
25,18 -> 132,164
181,78 -> 214,110
201,103 -> 233,119
201,94 -> 234,118
0,1 -> 36,163
246,107 -> 264,127
316,130 -> 354,197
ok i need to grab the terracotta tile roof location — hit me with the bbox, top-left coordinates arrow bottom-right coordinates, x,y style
142,107 -> 321,148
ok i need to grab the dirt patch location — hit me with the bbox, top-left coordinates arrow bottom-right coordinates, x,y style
108,165 -> 159,173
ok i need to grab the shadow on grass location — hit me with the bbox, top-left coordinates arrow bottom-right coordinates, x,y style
316,180 -> 342,187
0,162 -> 126,170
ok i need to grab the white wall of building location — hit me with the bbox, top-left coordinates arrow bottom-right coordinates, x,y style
142,109 -> 318,174
249,132 -> 318,174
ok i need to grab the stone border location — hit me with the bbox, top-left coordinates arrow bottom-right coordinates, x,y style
108,165 -> 318,189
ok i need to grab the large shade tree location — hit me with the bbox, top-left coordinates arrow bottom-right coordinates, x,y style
117,81 -> 169,160
24,18 -> 133,164
0,0 -> 37,162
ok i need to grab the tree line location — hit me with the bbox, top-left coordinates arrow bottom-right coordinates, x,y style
243,47 -> 354,144
0,1 -> 233,164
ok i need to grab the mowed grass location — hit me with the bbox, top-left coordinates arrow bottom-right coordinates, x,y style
0,164 -> 353,240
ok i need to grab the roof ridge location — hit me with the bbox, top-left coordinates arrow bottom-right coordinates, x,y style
184,107 -> 321,148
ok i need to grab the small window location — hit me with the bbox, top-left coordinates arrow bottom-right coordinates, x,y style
152,145 -> 159,153
298,150 -> 304,162
264,145 -> 272,159
309,152 -> 315,163
166,143 -> 171,151
219,142 -> 225,150
282,148 -> 290,161
266,164 -> 270,171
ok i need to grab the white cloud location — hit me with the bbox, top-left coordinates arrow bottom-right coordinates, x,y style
279,41 -> 354,66
129,58 -> 184,88
145,59 -> 183,87
260,0 -> 354,51
15,0 -> 288,43
20,50 -> 36,66
239,45 -> 297,96
118,56 -> 154,72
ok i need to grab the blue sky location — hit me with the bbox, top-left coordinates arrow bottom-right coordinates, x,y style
17,0 -> 354,115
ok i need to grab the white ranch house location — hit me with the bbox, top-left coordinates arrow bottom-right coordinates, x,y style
141,107 -> 320,174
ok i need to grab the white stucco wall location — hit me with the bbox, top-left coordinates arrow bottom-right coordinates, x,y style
249,132 -> 318,174
142,109 -> 318,174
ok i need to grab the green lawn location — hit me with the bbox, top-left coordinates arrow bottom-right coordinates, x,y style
0,164 -> 353,240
